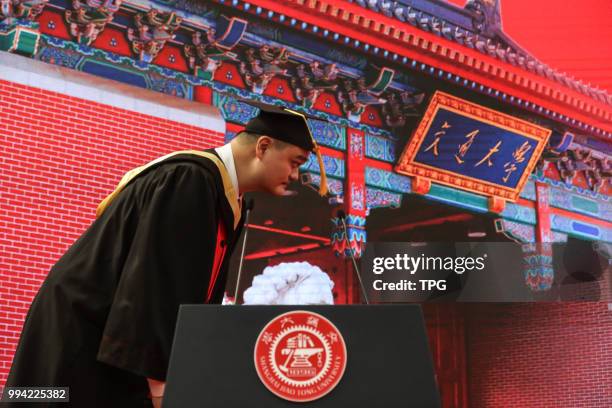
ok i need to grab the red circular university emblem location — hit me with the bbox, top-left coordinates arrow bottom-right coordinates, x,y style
254,310 -> 347,402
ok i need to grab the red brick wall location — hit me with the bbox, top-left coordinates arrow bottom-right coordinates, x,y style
0,79 -> 224,385
465,302 -> 612,407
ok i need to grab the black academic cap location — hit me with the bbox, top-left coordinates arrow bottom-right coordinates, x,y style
238,99 -> 328,196
242,100 -> 319,151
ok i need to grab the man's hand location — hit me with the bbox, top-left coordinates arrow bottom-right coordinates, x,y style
147,378 -> 166,408
151,396 -> 163,408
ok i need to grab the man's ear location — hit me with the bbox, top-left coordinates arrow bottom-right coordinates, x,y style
255,135 -> 273,159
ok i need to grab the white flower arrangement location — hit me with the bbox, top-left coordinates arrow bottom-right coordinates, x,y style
242,261 -> 334,305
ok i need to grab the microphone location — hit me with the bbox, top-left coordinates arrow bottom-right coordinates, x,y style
246,198 -> 255,211
234,198 -> 254,302
337,210 -> 370,304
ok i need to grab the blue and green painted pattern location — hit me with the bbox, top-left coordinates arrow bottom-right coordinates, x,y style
425,183 -> 490,214
550,214 -> 611,242
549,186 -> 611,222
301,155 -> 344,178
519,179 -> 536,201
522,251 -> 554,291
365,167 -> 411,193
365,133 -> 396,162
0,21 -> 41,56
37,36 -> 197,98
502,202 -> 537,225
214,93 -> 259,124
309,120 -> 346,150
331,214 -> 367,257
495,219 -> 535,243
531,173 -> 609,200
366,188 -> 402,210
551,231 -> 568,242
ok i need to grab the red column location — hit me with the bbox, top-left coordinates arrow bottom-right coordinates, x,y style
535,182 -> 552,242
330,127 -> 368,303
345,127 -> 367,220
522,182 -> 554,291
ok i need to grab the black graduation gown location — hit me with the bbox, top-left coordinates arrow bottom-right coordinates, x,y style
3,151 -> 244,407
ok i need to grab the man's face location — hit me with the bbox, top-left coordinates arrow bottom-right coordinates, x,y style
256,137 -> 310,196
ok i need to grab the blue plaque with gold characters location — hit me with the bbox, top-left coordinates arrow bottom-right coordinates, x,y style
396,91 -> 551,203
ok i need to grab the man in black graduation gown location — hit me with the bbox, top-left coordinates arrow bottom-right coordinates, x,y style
3,103 -> 328,407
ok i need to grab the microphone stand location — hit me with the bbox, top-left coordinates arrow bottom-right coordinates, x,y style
337,210 -> 370,304
234,199 -> 254,303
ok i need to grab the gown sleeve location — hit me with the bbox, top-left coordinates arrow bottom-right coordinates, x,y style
96,162 -> 220,381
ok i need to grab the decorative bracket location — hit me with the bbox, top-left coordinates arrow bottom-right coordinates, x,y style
337,66 -> 393,121
184,16 -> 246,80
381,90 -> 425,128
1,0 -> 46,25
238,44 -> 290,94
0,0 -> 47,55
127,8 -> 182,62
521,242 -> 554,291
495,219 -> 554,291
331,214 -> 366,258
290,61 -> 339,108
65,0 -> 121,46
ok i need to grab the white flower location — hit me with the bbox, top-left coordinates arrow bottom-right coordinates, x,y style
243,262 -> 334,305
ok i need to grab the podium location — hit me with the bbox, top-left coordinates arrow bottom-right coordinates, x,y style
163,305 -> 441,407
